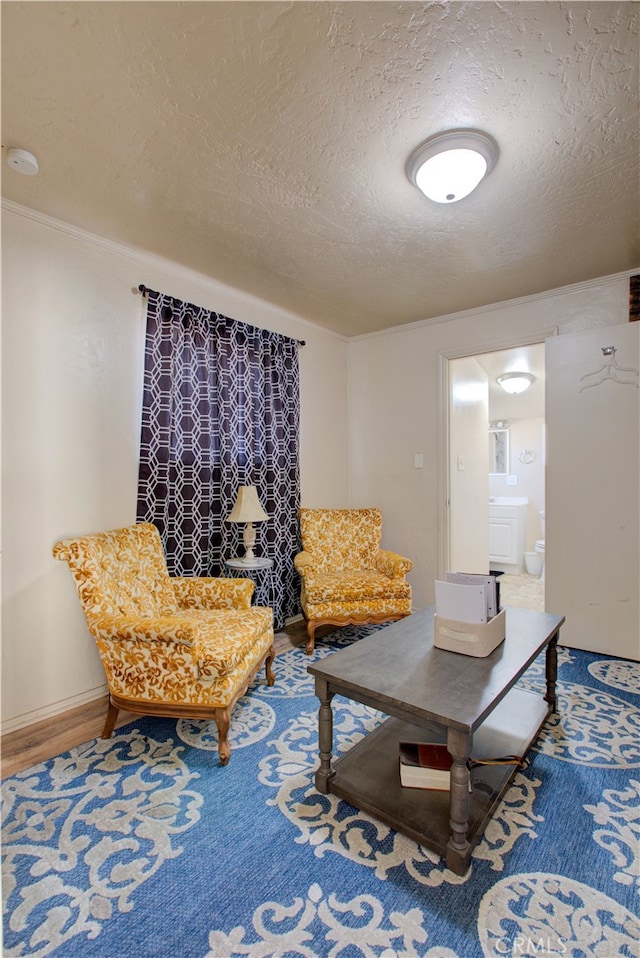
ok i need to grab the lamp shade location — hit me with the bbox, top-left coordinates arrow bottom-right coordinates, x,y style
226,486 -> 269,523
496,372 -> 535,395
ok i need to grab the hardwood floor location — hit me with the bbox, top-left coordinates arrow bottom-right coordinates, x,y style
1,619 -> 309,779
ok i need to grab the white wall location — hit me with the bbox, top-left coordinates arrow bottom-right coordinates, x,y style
1,204 -> 350,731
348,275 -> 633,610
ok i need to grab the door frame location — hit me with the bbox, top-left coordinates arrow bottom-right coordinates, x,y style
438,326 -> 559,580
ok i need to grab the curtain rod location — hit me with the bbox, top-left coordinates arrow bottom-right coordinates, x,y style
138,284 -> 305,345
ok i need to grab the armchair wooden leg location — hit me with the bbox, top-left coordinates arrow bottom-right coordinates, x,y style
102,700 -> 119,739
305,621 -> 316,656
214,707 -> 232,766
265,645 -> 276,686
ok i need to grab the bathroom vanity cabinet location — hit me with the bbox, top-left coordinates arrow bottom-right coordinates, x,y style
489,498 -> 527,572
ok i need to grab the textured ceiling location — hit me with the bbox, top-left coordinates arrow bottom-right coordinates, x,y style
2,2 -> 638,336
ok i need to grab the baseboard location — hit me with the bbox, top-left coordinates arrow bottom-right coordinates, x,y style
1,682 -> 108,736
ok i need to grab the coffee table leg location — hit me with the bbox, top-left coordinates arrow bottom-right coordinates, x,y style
314,676 -> 335,793
446,727 -> 472,876
545,632 -> 559,712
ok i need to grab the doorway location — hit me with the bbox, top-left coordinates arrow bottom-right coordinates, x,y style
446,342 -> 546,607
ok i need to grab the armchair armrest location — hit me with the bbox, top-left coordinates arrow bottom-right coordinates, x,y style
171,576 -> 254,610
294,551 -> 315,576
88,612 -> 204,647
375,549 -> 413,578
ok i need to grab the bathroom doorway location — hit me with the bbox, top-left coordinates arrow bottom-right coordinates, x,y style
447,342 -> 546,608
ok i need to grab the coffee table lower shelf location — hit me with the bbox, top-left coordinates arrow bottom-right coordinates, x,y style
322,687 -> 549,874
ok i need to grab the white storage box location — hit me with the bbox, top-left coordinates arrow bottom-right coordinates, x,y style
434,608 -> 506,657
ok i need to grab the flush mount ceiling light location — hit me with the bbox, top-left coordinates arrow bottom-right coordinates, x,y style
496,372 -> 535,394
6,147 -> 39,176
407,129 -> 498,203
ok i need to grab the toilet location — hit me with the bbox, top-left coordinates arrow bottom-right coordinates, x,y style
524,510 -> 545,579
535,510 -> 545,581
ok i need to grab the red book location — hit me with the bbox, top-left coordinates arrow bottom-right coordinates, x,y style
399,741 -> 452,790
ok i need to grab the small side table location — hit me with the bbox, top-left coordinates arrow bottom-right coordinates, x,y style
223,557 -> 280,626
224,557 -> 274,572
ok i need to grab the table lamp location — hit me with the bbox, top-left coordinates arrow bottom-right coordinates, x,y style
226,486 -> 269,565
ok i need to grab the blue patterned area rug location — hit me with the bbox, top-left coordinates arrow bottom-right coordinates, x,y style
2,625 -> 639,957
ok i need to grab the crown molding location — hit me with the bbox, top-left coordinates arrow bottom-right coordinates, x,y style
1,199 -> 347,342
3,198 -> 634,344
350,269 -> 639,343
2,198 -> 153,262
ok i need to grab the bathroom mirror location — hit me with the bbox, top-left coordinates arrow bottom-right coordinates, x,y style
489,427 -> 509,475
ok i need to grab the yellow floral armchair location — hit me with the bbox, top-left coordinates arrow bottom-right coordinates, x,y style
294,508 -> 413,654
53,522 -> 275,765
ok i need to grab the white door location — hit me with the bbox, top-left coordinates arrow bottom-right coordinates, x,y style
546,322 -> 639,659
449,356 -> 490,573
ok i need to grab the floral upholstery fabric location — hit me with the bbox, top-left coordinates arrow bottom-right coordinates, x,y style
53,522 -> 188,617
172,576 -> 254,611
53,523 -> 274,710
88,607 -> 274,705
297,508 -> 384,573
300,569 -> 411,605
294,508 -> 413,652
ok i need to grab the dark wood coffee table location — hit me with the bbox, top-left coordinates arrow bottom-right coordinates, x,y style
308,605 -> 564,875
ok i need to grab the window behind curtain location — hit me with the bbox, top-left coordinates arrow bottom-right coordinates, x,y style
136,289 -> 301,627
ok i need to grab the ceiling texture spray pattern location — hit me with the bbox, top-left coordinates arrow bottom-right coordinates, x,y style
2,2 -> 638,335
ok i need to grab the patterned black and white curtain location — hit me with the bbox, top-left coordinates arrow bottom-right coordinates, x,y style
136,289 -> 301,627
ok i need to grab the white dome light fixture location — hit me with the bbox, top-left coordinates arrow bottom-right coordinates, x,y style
407,129 -> 498,204
496,372 -> 536,394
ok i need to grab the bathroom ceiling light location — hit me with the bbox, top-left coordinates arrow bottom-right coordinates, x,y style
406,129 -> 498,204
496,372 -> 535,394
